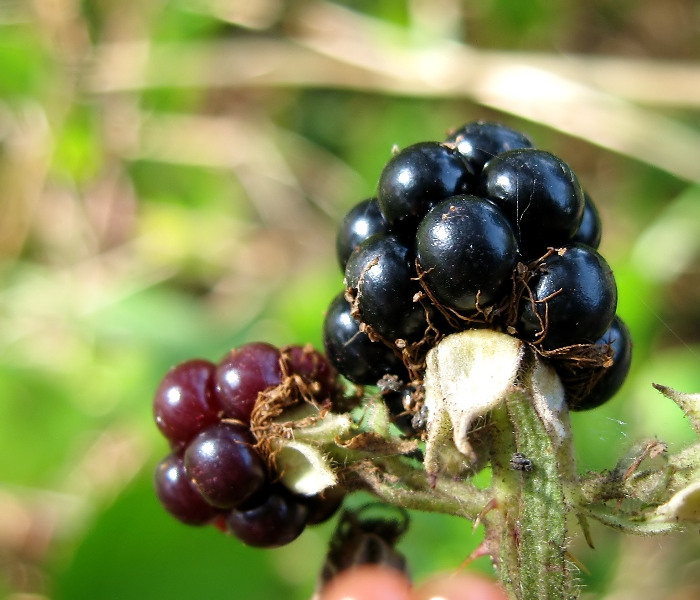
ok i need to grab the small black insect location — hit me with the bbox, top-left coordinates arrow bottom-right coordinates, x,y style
510,452 -> 533,472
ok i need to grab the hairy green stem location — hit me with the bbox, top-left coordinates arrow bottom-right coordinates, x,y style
477,351 -> 579,600
324,443 -> 490,519
507,387 -> 576,599
484,405 -> 522,595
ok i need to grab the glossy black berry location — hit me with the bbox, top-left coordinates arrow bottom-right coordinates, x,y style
226,486 -> 309,548
336,198 -> 391,270
571,192 -> 602,249
215,342 -> 283,423
377,142 -> 472,237
446,121 -> 534,175
567,316 -> 632,411
154,452 -> 220,525
302,486 -> 345,525
153,359 -> 220,448
480,148 -> 585,257
416,195 -> 519,312
383,389 -> 415,435
184,422 -> 267,509
518,244 -> 617,350
322,292 -> 408,386
345,234 -> 426,342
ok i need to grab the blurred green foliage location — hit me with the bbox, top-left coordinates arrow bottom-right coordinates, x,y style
0,1 -> 698,599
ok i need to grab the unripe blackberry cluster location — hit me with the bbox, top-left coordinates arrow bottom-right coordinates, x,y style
153,343 -> 344,547
324,121 -> 632,411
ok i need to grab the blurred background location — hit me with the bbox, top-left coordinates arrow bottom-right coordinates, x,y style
0,1 -> 698,598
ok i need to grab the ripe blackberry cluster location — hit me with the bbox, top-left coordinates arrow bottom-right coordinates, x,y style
153,343 -> 344,547
324,121 -> 632,411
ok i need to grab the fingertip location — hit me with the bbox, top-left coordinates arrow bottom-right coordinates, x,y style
320,565 -> 412,600
412,572 -> 508,600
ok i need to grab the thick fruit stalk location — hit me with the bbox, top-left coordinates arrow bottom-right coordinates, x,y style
491,369 -> 576,598
422,330 -> 578,599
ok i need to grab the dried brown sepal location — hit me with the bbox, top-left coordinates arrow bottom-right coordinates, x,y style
537,342 -> 613,404
622,440 -> 668,481
337,431 -> 419,456
414,260 -> 496,329
250,356 -> 330,470
581,438 -> 671,505
280,343 -> 348,407
501,249 -> 559,335
344,278 -> 444,381
411,250 -> 545,340
401,295 -> 445,379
